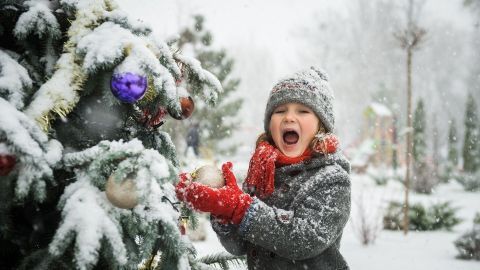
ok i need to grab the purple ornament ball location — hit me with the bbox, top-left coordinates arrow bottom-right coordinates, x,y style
110,72 -> 148,103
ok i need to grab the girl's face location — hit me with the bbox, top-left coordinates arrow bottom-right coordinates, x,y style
269,103 -> 320,157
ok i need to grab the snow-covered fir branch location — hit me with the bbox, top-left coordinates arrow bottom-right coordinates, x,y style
49,173 -> 128,270
0,49 -> 32,109
0,98 -> 63,201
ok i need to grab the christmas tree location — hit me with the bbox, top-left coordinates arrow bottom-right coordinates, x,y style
163,15 -> 243,159
0,1 -> 230,269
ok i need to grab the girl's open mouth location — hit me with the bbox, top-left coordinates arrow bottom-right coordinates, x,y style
283,130 -> 299,145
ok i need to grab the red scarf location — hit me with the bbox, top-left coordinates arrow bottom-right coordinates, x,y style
275,148 -> 312,167
245,142 -> 312,198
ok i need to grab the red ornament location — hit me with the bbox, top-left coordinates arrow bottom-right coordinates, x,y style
141,106 -> 167,128
168,96 -> 195,120
0,154 -> 16,176
313,133 -> 338,154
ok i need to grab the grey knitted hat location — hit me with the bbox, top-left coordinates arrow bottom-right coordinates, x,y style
264,66 -> 335,134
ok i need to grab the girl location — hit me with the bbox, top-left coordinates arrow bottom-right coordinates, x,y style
176,67 -> 351,270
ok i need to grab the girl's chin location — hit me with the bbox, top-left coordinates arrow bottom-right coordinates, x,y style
279,144 -> 304,157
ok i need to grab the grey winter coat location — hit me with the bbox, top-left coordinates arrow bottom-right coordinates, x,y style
212,152 -> 351,270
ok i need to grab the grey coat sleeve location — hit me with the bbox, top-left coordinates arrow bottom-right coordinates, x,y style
210,217 -> 247,256
238,164 -> 351,261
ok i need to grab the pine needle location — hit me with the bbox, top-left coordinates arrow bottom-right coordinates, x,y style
198,252 -> 246,270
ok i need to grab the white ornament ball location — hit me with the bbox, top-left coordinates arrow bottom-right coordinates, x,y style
193,165 -> 225,188
105,175 -> 139,209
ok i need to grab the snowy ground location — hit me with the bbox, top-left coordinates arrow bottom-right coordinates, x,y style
190,167 -> 480,270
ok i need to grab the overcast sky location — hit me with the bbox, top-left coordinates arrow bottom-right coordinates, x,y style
117,0 -> 477,155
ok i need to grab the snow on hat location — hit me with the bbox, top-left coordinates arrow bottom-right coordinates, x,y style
264,66 -> 335,134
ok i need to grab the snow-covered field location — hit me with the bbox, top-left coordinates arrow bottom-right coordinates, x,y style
192,170 -> 480,269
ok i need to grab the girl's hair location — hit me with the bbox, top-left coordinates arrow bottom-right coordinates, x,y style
256,122 -> 327,149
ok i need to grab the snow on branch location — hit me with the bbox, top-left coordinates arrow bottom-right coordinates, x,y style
14,0 -> 61,40
24,0 -> 221,132
58,139 -> 181,267
0,98 -> 63,201
24,52 -> 85,131
63,139 -> 173,197
0,49 -> 32,109
174,54 -> 222,106
49,173 -> 127,270
76,21 -> 138,73
104,9 -> 152,36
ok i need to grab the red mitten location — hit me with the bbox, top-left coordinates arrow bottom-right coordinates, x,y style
175,162 -> 252,224
244,141 -> 279,198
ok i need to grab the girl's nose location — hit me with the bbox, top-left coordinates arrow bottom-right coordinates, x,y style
283,110 -> 295,122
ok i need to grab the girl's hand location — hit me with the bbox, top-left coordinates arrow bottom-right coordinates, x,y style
175,162 -> 252,224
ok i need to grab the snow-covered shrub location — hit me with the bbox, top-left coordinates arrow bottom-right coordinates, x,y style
456,171 -> 480,192
368,168 -> 389,185
351,188 -> 382,245
454,213 -> 480,260
438,162 -> 460,183
366,166 -> 400,186
474,213 -> 480,225
412,161 -> 438,194
383,201 -> 461,231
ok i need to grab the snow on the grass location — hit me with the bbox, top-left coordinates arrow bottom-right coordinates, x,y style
192,165 -> 480,270
14,0 -> 61,40
49,173 -> 127,269
0,49 -> 32,109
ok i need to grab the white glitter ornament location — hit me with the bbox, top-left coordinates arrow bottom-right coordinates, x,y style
105,175 -> 139,209
192,165 -> 225,188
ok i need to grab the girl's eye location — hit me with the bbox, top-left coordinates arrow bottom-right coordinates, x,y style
274,109 -> 286,114
299,110 -> 311,114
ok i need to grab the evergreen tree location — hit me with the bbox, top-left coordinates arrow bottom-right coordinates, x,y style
0,1 -> 229,269
413,99 -> 427,163
431,115 -> 440,178
164,15 -> 243,158
412,98 -> 436,193
462,93 -> 479,173
448,119 -> 459,166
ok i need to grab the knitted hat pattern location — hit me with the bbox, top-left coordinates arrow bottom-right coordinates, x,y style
264,66 -> 335,134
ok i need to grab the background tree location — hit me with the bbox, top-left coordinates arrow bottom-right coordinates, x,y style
448,119 -> 460,168
164,15 -> 243,159
394,0 -> 427,235
413,99 -> 427,164
431,115 -> 440,179
0,1 -> 239,269
411,98 -> 436,194
462,93 -> 479,173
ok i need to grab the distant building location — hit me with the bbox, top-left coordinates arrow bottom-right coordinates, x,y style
350,102 -> 399,173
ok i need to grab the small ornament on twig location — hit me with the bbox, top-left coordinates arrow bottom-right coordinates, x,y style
0,153 -> 16,176
105,174 -> 139,209
168,96 -> 195,120
110,72 -> 148,103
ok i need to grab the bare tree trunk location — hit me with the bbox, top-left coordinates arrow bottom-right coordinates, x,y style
394,0 -> 426,236
403,48 -> 413,235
